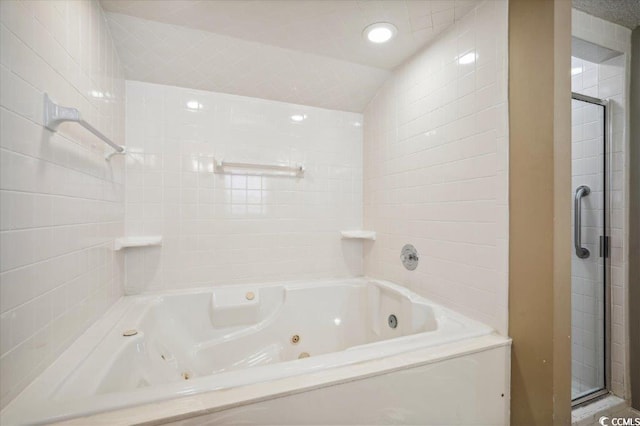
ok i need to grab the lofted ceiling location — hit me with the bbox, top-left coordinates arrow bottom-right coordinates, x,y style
101,0 -> 475,112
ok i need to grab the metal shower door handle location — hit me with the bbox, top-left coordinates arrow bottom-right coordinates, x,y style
574,185 -> 591,259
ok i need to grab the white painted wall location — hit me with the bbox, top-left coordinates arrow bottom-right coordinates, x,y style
362,0 -> 509,335
0,0 -> 125,409
571,8 -> 631,400
124,81 -> 363,292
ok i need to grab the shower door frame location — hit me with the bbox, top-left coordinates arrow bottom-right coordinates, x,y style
571,92 -> 612,408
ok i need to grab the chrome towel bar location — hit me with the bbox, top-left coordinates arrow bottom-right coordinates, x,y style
214,159 -> 304,177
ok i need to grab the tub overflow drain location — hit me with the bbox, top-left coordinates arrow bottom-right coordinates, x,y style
388,314 -> 398,329
291,334 -> 300,344
122,329 -> 138,337
298,352 -> 310,359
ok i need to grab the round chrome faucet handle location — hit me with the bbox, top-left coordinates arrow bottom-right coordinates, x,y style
401,244 -> 419,270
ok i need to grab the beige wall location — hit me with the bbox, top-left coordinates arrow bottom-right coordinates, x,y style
508,0 -> 571,423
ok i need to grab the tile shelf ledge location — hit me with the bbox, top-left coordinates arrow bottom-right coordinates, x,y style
340,231 -> 376,240
114,236 -> 162,251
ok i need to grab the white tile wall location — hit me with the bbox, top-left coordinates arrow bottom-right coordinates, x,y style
0,0 -> 125,409
572,10 -> 631,59
124,81 -> 363,292
362,0 -> 509,335
572,9 -> 631,400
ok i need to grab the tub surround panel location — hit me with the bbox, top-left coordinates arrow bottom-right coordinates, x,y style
124,81 -> 363,292
362,0 -> 509,335
572,8 -> 631,400
28,336 -> 511,425
166,343 -> 510,426
0,276 -> 508,424
0,0 -> 125,410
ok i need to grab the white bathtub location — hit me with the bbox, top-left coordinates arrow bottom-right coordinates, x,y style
1,278 -> 510,425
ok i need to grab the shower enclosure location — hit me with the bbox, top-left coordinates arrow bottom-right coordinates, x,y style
571,92 -> 610,405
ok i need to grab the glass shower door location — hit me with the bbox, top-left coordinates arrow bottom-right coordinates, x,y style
571,93 -> 608,403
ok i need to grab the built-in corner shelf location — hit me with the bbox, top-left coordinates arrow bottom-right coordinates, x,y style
340,230 -> 376,240
114,236 -> 162,251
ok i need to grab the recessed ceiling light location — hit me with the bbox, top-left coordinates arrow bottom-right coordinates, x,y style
291,114 -> 307,122
363,22 -> 397,44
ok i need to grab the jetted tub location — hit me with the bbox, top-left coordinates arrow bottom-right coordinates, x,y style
1,278 -> 511,425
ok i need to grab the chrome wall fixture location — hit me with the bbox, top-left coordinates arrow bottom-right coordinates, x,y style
43,93 -> 126,161
400,244 -> 419,270
574,185 -> 591,259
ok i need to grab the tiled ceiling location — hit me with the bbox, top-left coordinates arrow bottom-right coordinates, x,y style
101,0 -> 475,112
